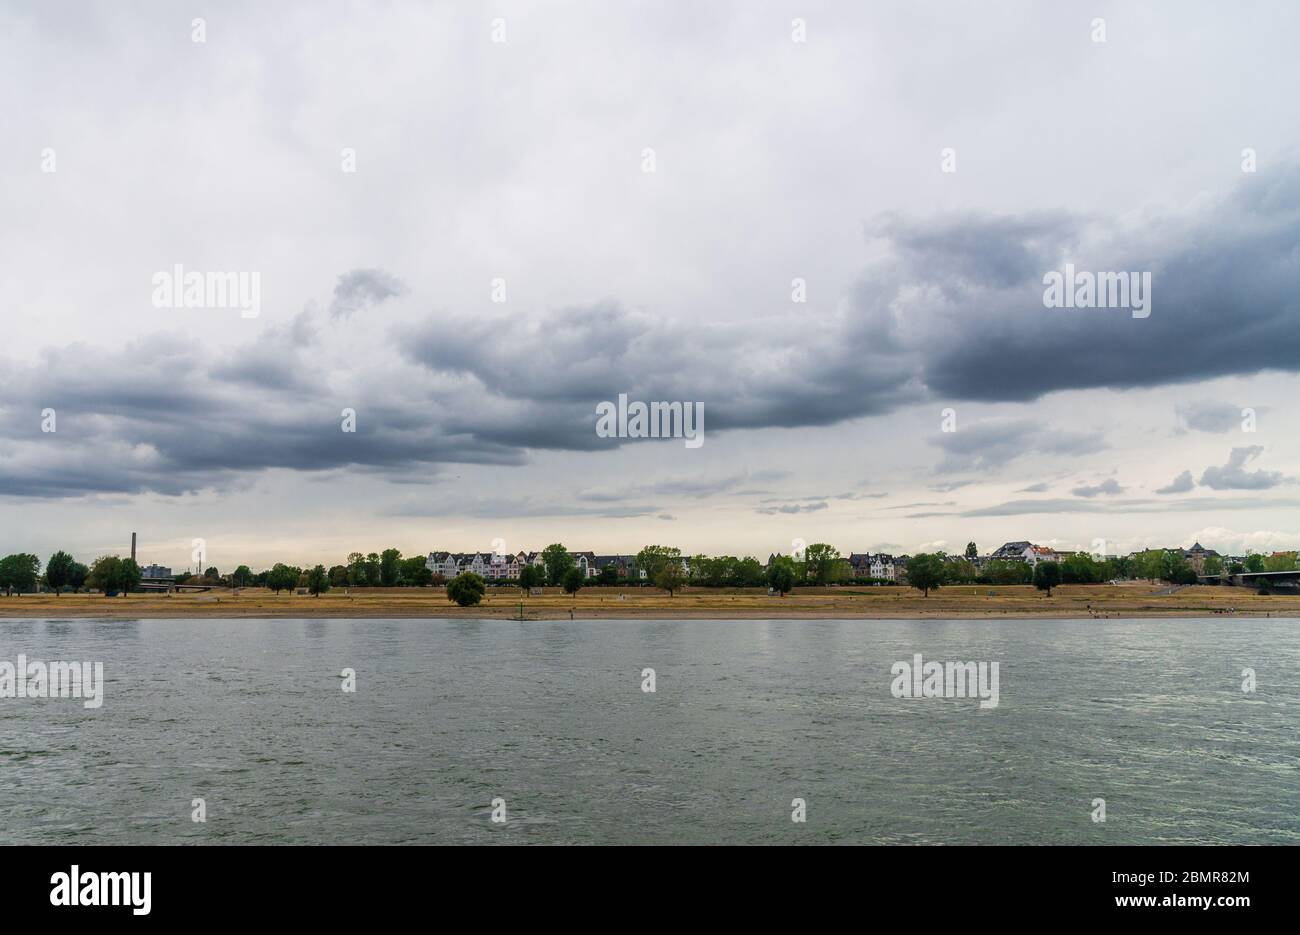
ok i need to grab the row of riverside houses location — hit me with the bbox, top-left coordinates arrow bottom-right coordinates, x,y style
423,541 -> 1246,585
763,552 -> 909,582
433,549 -> 902,584
425,551 -> 668,581
849,541 -> 1238,580
978,540 -> 1238,574
846,553 -> 906,582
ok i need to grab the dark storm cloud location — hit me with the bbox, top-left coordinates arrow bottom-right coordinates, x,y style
0,323 -> 522,498
896,170 -> 1300,401
871,212 -> 1076,291
209,320 -> 322,393
400,300 -> 923,432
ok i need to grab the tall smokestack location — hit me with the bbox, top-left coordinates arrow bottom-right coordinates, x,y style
131,532 -> 137,563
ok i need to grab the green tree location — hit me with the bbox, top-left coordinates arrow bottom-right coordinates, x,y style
635,545 -> 681,583
965,541 -> 979,559
1159,551 -> 1195,584
689,554 -> 712,585
541,544 -> 575,586
706,556 -> 739,587
85,555 -> 121,594
306,564 -> 330,596
562,566 -> 585,594
518,564 -> 543,591
86,556 -> 114,593
766,557 -> 796,596
803,543 -> 843,586
328,564 -> 351,587
947,558 -> 978,584
267,563 -> 298,594
906,553 -> 945,596
0,553 -> 41,595
84,555 -> 140,594
1244,553 -> 1266,573
447,572 -> 486,606
380,548 -> 402,586
1202,555 -> 1224,577
654,560 -> 686,596
735,557 -> 766,588
118,558 -> 142,592
347,552 -> 367,587
363,553 -> 382,587
231,565 -> 254,587
1033,560 -> 1061,596
45,550 -> 75,595
1132,549 -> 1164,582
982,559 -> 1030,585
597,563 -> 619,586
68,561 -> 89,593
399,556 -> 432,586
203,566 -> 220,581
1060,552 -> 1104,584
1263,551 -> 1297,572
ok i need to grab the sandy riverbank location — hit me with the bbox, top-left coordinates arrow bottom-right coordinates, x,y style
0,582 -> 1294,619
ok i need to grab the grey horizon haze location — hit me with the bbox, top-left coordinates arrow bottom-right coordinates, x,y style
1,1 -> 1299,571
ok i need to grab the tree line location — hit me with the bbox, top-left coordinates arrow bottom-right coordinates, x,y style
3,542 -> 1293,600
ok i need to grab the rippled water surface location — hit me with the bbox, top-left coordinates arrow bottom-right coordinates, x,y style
1,617 -> 1296,844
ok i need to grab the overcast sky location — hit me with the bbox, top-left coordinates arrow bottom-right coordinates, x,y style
2,1 -> 1298,571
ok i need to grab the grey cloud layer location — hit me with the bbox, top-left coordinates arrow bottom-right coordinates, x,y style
400,300 -> 921,433
1072,478 -> 1124,498
909,494 -> 1300,519
1156,470 -> 1196,494
1176,400 -> 1249,433
329,269 -> 408,320
1199,446 -> 1293,490
2,167 -> 1298,499
930,418 -> 1106,473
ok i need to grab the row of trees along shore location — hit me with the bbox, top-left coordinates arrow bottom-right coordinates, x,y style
2,544 -> 1295,604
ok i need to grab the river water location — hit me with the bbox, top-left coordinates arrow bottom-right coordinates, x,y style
1,617 -> 1295,844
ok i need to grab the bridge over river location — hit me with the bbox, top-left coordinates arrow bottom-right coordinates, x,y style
1200,569 -> 1300,590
